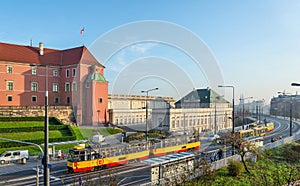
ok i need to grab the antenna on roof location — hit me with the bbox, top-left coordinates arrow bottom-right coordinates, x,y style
30,39 -> 32,46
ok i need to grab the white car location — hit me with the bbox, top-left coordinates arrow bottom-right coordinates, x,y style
207,134 -> 220,142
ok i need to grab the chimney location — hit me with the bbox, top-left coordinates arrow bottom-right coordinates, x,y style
39,42 -> 44,56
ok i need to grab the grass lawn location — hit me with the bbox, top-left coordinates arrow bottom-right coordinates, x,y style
78,127 -> 123,138
0,121 -> 58,128
0,119 -> 123,156
184,141 -> 300,186
0,130 -> 71,140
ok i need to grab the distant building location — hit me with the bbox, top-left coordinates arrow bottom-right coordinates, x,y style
175,88 -> 230,109
270,94 -> 300,119
0,42 -> 108,126
108,94 -> 174,131
172,88 -> 232,133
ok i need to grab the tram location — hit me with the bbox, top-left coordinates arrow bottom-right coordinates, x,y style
67,136 -> 200,173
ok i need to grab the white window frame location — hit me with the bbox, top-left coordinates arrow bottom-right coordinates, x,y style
65,82 -> 70,92
6,81 -> 14,90
66,69 -> 70,78
32,68 -> 37,75
72,68 -> 76,77
53,69 -> 58,77
7,66 -> 12,74
31,82 -> 38,92
53,83 -> 59,92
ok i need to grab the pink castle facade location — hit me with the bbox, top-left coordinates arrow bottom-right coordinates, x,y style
0,42 -> 108,126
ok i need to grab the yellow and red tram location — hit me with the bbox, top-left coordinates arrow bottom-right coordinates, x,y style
67,137 -> 200,173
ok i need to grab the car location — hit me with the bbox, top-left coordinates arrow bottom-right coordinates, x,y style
207,134 -> 220,142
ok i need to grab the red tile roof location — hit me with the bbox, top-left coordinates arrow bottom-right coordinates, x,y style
0,42 -> 104,67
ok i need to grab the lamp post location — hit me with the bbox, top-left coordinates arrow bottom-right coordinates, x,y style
254,99 -> 265,123
141,87 -> 159,142
240,97 -> 253,129
30,64 -> 49,186
218,85 -> 235,155
213,95 -> 224,135
290,82 -> 300,136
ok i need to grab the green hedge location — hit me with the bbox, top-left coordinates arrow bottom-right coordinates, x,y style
0,116 -> 44,121
0,117 -> 76,148
49,117 -> 64,125
0,116 -> 63,125
0,125 -> 70,133
0,135 -> 77,148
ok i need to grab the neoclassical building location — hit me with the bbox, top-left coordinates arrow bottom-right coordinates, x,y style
108,94 -> 174,131
108,88 -> 232,133
0,42 -> 108,126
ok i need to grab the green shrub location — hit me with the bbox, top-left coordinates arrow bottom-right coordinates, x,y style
227,160 -> 244,177
0,116 -> 44,121
124,132 -> 145,142
105,128 -> 122,135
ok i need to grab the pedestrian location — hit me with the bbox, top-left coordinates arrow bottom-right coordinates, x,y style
218,149 -> 223,160
61,151 -> 65,160
209,154 -> 214,162
79,176 -> 82,186
213,151 -> 218,161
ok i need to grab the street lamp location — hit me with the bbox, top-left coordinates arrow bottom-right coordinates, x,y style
240,96 -> 253,129
290,82 -> 300,136
291,83 -> 300,87
218,85 -> 235,155
141,87 -> 159,142
254,99 -> 265,123
213,95 -> 224,135
30,64 -> 49,186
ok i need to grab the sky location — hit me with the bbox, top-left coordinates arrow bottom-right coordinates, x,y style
2,0 -> 300,104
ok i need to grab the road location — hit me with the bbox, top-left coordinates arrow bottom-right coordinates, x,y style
1,116 -> 299,185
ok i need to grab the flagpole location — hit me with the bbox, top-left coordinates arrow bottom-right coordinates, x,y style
80,27 -> 85,46
82,30 -> 84,46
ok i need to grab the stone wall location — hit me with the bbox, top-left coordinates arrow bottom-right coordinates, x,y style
0,106 -> 75,125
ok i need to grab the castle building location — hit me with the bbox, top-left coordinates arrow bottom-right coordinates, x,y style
0,42 -> 108,126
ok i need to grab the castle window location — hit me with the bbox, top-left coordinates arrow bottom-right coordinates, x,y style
53,69 -> 58,77
65,83 -> 70,92
54,97 -> 60,103
66,69 -> 70,78
72,68 -> 76,77
7,66 -> 12,74
32,96 -> 37,102
7,95 -> 12,102
32,68 -> 37,75
6,81 -> 13,90
31,82 -> 38,92
53,83 -> 59,92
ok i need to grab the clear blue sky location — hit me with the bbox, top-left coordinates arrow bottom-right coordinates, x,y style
2,0 -> 300,104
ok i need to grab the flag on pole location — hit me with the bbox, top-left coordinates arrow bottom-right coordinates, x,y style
80,27 -> 85,35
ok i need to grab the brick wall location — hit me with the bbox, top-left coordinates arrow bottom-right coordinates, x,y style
0,106 -> 75,125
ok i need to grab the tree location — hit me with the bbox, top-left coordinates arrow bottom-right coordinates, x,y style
229,133 -> 261,174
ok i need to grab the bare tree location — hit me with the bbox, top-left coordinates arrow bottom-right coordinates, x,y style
229,133 -> 260,174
